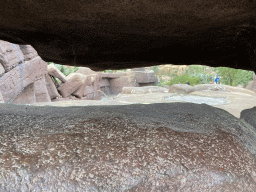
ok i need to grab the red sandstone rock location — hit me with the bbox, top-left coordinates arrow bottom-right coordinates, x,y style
58,73 -> 87,98
99,78 -> 110,87
45,74 -> 60,100
246,81 -> 254,91
72,76 -> 91,98
0,56 -> 47,103
109,76 -> 135,94
19,45 -> 38,61
47,63 -> 67,83
84,86 -> 94,96
169,84 -> 195,94
0,40 -> 24,72
134,71 -> 158,84
99,73 -> 123,79
76,67 -> 97,75
0,63 -> 4,76
34,76 -> 51,102
0,92 -> 3,103
12,83 -> 36,105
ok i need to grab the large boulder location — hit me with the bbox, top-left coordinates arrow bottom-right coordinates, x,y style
76,67 -> 97,75
169,84 -> 195,94
110,76 -> 135,94
134,71 -> 158,84
0,40 -> 24,72
58,73 -> 87,98
19,45 -> 38,61
12,83 -> 36,105
0,103 -> 256,190
246,80 -> 254,91
34,76 -> 51,102
47,63 -> 67,83
240,107 -> 256,129
0,56 -> 48,103
0,63 -> 4,76
45,74 -> 60,100
0,92 -> 3,103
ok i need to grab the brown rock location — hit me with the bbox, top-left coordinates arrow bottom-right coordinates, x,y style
246,81 -> 254,91
45,74 -> 60,100
110,76 -> 135,94
47,63 -> 67,83
169,84 -> 195,94
99,73 -> 123,79
19,45 -> 38,61
84,86 -> 94,96
122,86 -> 169,94
76,67 -> 97,75
0,40 -> 24,72
0,56 -> 47,103
34,76 -> 51,102
134,71 -> 158,84
72,76 -> 91,99
0,92 -> 4,103
194,84 -> 218,91
58,73 -> 86,98
0,63 -> 4,76
12,83 -> 36,105
99,78 -> 110,87
240,107 -> 256,129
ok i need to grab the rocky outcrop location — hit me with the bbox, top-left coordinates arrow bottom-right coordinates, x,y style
34,77 -> 51,103
0,103 -> 256,191
0,41 -> 50,104
47,63 -> 67,83
169,84 -> 195,94
240,107 -> 256,129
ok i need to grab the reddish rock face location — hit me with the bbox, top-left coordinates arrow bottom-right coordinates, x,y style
19,45 -> 38,61
45,74 -> 60,100
0,103 -> 255,191
0,1 -> 255,71
0,56 -> 48,103
58,73 -> 87,98
47,63 -> 67,83
12,83 -> 36,105
0,40 -> 24,72
34,77 -> 51,103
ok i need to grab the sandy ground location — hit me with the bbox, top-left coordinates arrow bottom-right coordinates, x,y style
32,89 -> 256,118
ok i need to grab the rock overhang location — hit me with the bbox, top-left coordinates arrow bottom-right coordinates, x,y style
0,0 -> 255,71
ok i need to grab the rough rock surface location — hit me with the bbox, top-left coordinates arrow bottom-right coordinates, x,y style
0,40 -> 24,72
122,86 -> 169,94
45,74 -> 60,100
241,107 -> 256,129
0,1 -> 255,71
0,92 -> 3,103
12,83 -> 36,105
58,73 -> 87,98
169,84 -> 195,94
0,63 -> 4,76
0,103 -> 255,191
47,63 -> 67,83
134,71 -> 158,84
19,45 -> 38,61
110,76 -> 135,94
246,80 -> 254,91
34,77 -> 51,103
0,56 -> 48,103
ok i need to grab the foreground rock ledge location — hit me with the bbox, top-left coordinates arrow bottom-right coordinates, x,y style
0,103 -> 256,191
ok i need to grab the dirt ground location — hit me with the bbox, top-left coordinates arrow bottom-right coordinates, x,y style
32,89 -> 256,118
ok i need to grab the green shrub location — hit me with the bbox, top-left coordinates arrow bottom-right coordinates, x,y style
164,74 -> 201,86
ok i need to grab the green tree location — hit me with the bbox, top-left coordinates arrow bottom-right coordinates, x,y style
164,74 -> 201,86
215,67 -> 253,86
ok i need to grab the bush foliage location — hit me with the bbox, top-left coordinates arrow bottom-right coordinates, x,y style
164,74 -> 201,86
47,62 -> 79,76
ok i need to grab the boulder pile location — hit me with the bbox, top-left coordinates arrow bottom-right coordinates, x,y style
0,43 -> 159,104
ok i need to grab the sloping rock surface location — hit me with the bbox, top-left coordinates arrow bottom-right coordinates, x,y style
241,107 -> 256,129
0,103 -> 255,191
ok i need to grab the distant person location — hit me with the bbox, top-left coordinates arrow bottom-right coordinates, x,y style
186,81 -> 190,85
215,77 -> 220,84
